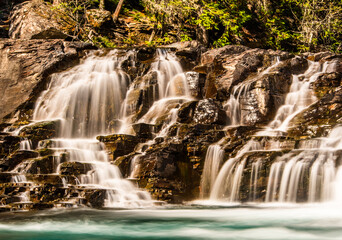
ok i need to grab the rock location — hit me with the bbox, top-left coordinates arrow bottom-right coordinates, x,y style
240,71 -> 292,125
0,39 -> 95,121
0,150 -> 38,171
288,84 -> 342,139
193,99 -> 226,125
26,155 -> 62,174
59,162 -> 93,176
304,52 -> 335,61
85,189 -> 107,208
185,72 -> 205,98
196,46 -> 292,100
136,47 -> 156,62
85,9 -> 111,29
135,145 -> 199,203
164,41 -> 204,71
238,150 -> 285,202
125,71 -> 158,118
314,72 -> 342,98
177,101 -> 198,123
97,134 -> 140,161
9,1 -> 67,40
0,135 -> 21,160
132,123 -> 156,139
19,121 -> 60,144
0,173 -> 18,183
30,184 -> 66,204
163,41 -> 201,50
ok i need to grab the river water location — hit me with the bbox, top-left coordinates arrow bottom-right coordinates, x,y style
1,204 -> 342,240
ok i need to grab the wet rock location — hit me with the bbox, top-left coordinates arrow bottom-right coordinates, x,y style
0,39 -> 95,121
0,150 -> 38,171
193,99 -> 226,125
239,150 -> 286,202
85,189 -> 107,208
0,173 -> 17,183
304,52 -> 335,61
164,41 -> 204,71
9,1 -> 67,39
185,72 -> 205,98
314,72 -> 342,99
136,145 -> 199,203
177,101 -> 198,123
132,123 -> 156,139
125,71 -> 158,118
0,135 -> 21,160
289,84 -> 342,139
30,184 -> 67,204
289,56 -> 309,74
97,134 -> 140,161
59,162 -> 93,176
26,155 -> 62,175
136,47 -> 156,62
19,121 -> 59,144
27,174 -> 64,185
240,72 -> 292,126
197,46 -> 292,100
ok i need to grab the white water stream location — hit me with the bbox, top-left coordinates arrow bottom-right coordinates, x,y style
6,48 -> 195,207
201,58 -> 338,203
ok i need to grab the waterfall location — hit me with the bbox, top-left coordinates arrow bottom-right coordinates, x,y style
19,139 -> 32,150
266,126 -> 342,203
200,144 -> 225,198
11,49 -> 166,208
224,57 -> 281,126
138,49 -> 192,137
6,48 -> 193,208
206,58 -> 337,203
33,50 -> 134,138
259,61 -> 330,135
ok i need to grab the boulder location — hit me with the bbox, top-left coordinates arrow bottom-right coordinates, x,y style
193,99 -> 226,125
9,1 -> 67,40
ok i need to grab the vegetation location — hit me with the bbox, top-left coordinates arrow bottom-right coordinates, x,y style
47,0 -> 341,52
140,0 -> 342,52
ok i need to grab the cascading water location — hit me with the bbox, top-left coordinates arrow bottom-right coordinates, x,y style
6,47 -> 193,208
224,57 -> 281,126
266,126 -> 342,203
33,50 -> 134,138
19,139 -> 32,150
202,58 -> 337,203
199,58 -> 280,199
127,49 -> 192,176
200,144 -> 225,198
138,49 -> 192,125
259,60 -> 333,135
10,50 -> 158,207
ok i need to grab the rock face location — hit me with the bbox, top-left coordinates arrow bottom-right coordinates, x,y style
0,39 -> 95,121
196,45 -> 292,100
0,38 -> 341,209
9,1 -> 67,40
